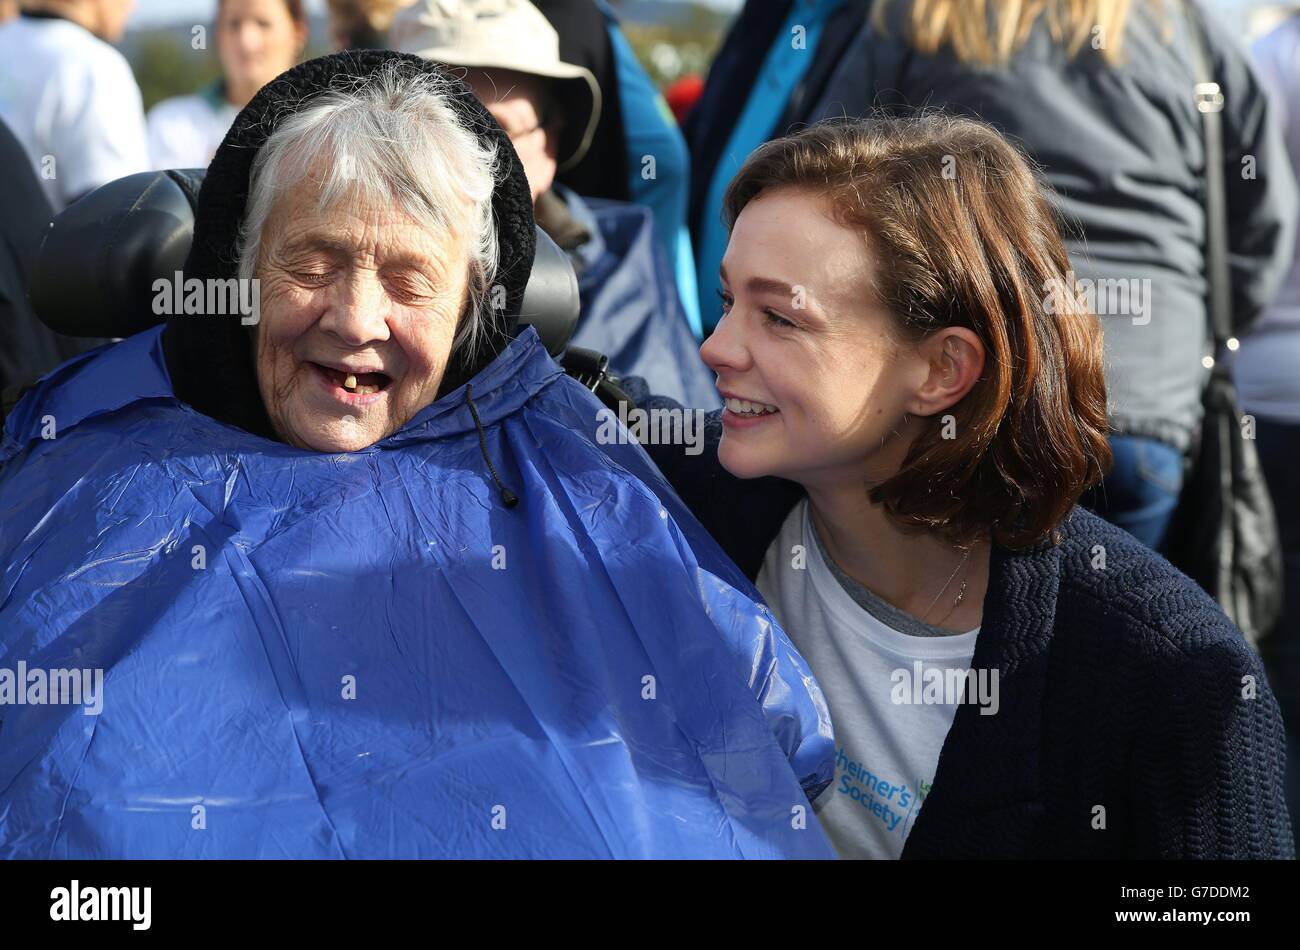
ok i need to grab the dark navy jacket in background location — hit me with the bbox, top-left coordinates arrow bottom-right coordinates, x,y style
683,0 -> 874,252
0,118 -> 107,394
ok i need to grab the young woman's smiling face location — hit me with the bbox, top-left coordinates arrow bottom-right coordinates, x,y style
701,187 -> 930,491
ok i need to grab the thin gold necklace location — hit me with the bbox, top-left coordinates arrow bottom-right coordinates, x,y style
921,546 -> 972,625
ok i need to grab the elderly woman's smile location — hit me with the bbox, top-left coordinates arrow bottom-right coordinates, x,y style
252,181 -> 471,453
223,67 -> 500,455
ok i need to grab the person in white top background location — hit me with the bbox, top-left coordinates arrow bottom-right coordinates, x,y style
147,0 -> 306,169
0,0 -> 148,211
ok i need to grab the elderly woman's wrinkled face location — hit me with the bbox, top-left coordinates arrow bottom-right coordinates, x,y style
252,182 -> 471,453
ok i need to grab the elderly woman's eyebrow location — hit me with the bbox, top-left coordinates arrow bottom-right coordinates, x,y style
278,233 -> 353,258
276,234 -> 440,271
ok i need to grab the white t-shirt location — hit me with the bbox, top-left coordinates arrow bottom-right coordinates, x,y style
147,89 -> 239,170
0,15 -> 148,211
756,499 -> 983,859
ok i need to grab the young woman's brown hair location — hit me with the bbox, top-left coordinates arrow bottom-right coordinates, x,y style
724,114 -> 1112,548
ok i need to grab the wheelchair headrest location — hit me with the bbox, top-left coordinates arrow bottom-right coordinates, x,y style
29,170 -> 581,358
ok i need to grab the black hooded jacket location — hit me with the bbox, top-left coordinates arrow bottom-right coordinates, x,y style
162,51 -> 538,441
0,118 -> 110,396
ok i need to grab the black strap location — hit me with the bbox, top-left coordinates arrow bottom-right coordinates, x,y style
1181,0 -> 1234,350
464,384 -> 519,509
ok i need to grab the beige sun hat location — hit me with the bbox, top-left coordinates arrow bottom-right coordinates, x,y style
390,0 -> 602,172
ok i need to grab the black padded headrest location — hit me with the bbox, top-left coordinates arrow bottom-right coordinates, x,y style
29,170 -> 580,358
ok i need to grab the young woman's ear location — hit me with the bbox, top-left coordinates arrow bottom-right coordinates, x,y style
910,327 -> 985,417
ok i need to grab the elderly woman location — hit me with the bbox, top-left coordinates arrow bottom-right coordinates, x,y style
637,116 -> 1294,859
0,52 -> 834,859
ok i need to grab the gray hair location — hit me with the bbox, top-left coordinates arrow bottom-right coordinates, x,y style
237,63 -> 500,362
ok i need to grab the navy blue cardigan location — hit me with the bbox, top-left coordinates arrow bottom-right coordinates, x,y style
639,406 -> 1294,858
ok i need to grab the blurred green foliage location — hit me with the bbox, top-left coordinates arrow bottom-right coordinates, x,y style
132,33 -> 219,112
619,4 -> 729,86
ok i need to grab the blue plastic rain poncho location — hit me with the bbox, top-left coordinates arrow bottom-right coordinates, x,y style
0,324 -> 835,858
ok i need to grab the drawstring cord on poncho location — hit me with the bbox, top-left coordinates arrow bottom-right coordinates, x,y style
465,383 -> 519,509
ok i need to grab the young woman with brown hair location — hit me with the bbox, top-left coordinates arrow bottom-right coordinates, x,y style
638,114 -> 1293,859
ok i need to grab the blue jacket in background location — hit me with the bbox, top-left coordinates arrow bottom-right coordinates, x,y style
538,0 -> 702,336
598,0 -> 702,337
560,185 -> 720,409
683,0 -> 873,330
0,326 -> 832,859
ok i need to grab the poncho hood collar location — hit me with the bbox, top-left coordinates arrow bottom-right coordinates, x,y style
3,324 -> 560,461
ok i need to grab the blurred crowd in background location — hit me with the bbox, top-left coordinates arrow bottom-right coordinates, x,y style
2,0 -> 1300,843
